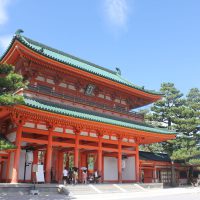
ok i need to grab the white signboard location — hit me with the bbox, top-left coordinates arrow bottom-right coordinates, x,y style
36,164 -> 45,182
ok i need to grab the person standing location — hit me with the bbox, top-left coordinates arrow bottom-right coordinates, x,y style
63,167 -> 68,185
73,168 -> 78,184
82,170 -> 87,184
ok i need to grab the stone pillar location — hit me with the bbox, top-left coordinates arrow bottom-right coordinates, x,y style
11,124 -> 22,183
45,125 -> 53,183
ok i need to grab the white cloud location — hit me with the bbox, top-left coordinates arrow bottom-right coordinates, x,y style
104,0 -> 129,29
0,34 -> 12,52
0,0 -> 10,25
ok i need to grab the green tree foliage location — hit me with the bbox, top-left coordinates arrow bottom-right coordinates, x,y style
149,82 -> 184,129
141,83 -> 183,155
171,88 -> 200,164
0,136 -> 16,150
142,83 -> 200,165
0,63 -> 27,105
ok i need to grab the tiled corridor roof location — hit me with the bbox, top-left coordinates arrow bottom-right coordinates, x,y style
24,97 -> 176,135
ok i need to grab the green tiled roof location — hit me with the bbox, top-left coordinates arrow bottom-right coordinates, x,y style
139,151 -> 171,162
24,97 -> 175,135
0,33 -> 161,96
0,135 -> 16,150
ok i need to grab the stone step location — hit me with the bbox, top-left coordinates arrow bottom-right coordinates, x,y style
117,184 -> 146,192
93,184 -> 121,193
64,184 -> 97,195
0,183 -> 59,194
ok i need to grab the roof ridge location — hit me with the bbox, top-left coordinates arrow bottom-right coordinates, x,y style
22,36 -> 118,75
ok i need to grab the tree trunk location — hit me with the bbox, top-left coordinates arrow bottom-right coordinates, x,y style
171,161 -> 176,187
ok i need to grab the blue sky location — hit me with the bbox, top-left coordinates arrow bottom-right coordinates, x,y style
0,0 -> 199,95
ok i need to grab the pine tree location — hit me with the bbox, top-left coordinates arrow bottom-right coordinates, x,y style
171,88 -> 200,164
0,63 -> 27,105
143,83 -> 184,155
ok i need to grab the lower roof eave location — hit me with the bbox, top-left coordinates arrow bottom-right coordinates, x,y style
8,104 -> 176,144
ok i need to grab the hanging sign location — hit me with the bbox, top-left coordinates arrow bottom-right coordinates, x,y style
36,164 -> 45,182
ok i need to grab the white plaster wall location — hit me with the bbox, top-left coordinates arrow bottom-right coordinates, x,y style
36,76 -> 45,81
6,132 -> 16,143
68,84 -> 76,90
81,131 -> 88,136
19,150 -> 25,180
122,156 -> 136,181
59,83 -> 67,88
66,129 -> 74,134
104,157 -> 118,181
46,78 -> 54,84
19,150 -> 32,181
2,161 -> 7,179
9,152 -> 14,179
129,139 -> 135,143
24,122 -> 35,128
90,133 -> 97,137
103,135 -> 109,139
54,127 -> 63,132
37,124 -> 47,130
111,136 -> 117,140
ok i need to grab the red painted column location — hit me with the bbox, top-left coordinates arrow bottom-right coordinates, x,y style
74,129 -> 80,168
6,152 -> 11,183
0,162 -> 3,181
45,125 -> 53,183
98,134 -> 102,182
153,165 -> 157,183
11,124 -> 22,183
55,151 -> 59,182
58,152 -> 64,183
135,145 -> 140,182
118,137 -> 122,183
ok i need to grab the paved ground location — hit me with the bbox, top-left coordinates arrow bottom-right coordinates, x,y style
0,187 -> 200,200
74,187 -> 200,200
134,193 -> 200,200
0,192 -> 70,200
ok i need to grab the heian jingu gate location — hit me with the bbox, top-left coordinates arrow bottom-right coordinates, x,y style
0,31 -> 175,184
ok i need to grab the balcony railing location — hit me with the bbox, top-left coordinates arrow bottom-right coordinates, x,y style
27,85 -> 144,121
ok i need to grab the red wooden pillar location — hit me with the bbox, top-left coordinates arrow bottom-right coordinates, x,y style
0,162 -> 3,181
11,125 -> 22,183
74,129 -> 80,168
6,152 -> 10,183
58,152 -> 64,183
135,145 -> 140,182
55,151 -> 59,182
118,137 -> 122,183
45,125 -> 53,183
98,134 -> 102,182
153,164 -> 157,182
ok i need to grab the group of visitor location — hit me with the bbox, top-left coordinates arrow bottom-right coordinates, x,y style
62,167 -> 101,185
63,167 -> 78,185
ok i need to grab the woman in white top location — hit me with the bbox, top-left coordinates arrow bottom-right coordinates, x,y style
63,167 -> 68,185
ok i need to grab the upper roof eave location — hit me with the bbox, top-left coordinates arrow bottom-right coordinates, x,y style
0,33 -> 163,99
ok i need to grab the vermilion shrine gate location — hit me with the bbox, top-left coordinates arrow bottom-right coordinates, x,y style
0,31 -> 175,184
